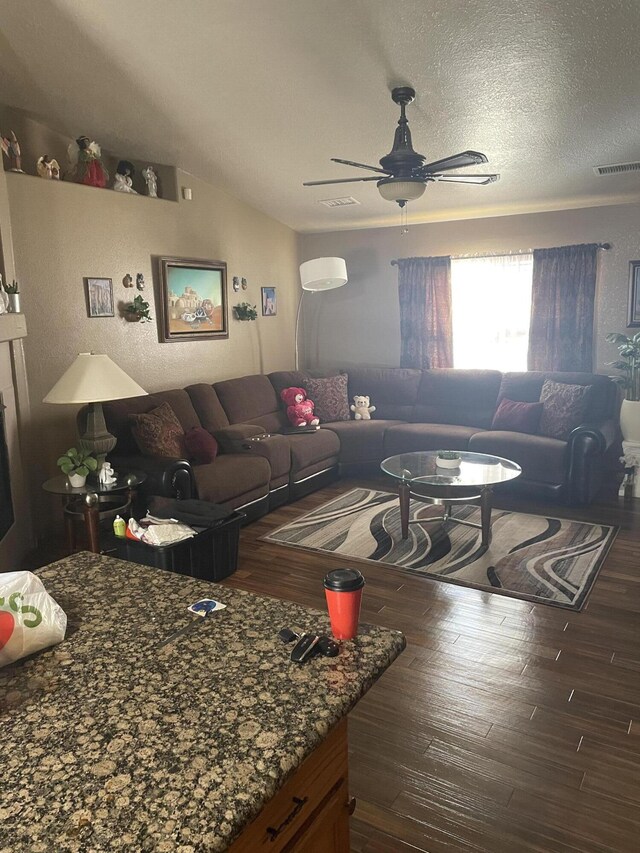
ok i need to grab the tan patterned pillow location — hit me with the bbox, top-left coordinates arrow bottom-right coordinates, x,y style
130,401 -> 186,458
303,375 -> 350,423
538,380 -> 590,440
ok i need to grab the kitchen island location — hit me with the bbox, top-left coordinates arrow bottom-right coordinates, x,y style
0,552 -> 405,852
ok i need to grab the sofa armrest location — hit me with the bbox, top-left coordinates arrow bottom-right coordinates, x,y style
568,418 -> 619,455
213,423 -> 266,453
566,418 -> 620,504
110,455 -> 194,499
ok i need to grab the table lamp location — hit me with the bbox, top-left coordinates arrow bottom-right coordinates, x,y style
44,352 -> 147,467
296,258 -> 348,369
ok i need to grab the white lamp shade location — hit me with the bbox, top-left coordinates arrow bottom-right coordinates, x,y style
377,179 -> 426,203
299,257 -> 348,291
43,353 -> 148,404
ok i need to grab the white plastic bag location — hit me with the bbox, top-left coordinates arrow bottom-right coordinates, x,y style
0,571 -> 67,668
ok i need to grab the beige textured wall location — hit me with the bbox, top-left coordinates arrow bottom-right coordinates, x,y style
7,170 -> 298,537
299,202 -> 640,374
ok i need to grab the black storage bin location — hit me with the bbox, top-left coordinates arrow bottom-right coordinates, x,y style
113,511 -> 243,581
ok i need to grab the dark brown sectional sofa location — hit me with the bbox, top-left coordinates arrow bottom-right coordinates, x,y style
99,367 -> 620,521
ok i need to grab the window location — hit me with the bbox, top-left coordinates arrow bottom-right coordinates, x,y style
451,253 -> 533,372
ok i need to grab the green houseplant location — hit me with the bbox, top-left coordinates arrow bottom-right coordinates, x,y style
123,294 -> 152,323
606,331 -> 640,441
1,277 -> 20,313
56,447 -> 98,488
436,450 -> 461,469
233,302 -> 258,321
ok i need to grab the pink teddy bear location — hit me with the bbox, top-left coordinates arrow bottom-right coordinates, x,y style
280,386 -> 320,428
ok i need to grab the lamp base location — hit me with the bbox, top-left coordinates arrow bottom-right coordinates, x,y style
77,401 -> 117,470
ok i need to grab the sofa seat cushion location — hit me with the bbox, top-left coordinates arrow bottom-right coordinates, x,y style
323,420 -> 404,464
193,454 -> 270,504
384,423 -> 480,455
240,433 -> 291,481
286,429 -> 340,476
468,430 -> 567,485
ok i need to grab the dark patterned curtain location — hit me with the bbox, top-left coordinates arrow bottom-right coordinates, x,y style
527,243 -> 599,372
397,256 -> 453,368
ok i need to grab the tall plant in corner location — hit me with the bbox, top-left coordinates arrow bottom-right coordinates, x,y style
606,332 -> 640,400
606,331 -> 640,441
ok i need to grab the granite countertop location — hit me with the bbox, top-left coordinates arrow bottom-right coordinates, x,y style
0,553 -> 405,852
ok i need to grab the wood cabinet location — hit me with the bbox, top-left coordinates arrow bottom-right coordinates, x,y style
228,718 -> 351,852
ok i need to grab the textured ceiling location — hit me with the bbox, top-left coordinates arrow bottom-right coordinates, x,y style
2,0 -> 640,232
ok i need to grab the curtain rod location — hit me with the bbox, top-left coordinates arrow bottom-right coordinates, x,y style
389,243 -> 612,266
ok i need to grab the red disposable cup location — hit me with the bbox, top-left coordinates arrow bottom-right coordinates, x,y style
323,569 -> 365,640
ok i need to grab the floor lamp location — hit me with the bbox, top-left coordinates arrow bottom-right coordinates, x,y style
296,257 -> 348,369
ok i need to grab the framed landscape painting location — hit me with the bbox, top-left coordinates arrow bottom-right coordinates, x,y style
156,257 -> 228,342
84,277 -> 114,317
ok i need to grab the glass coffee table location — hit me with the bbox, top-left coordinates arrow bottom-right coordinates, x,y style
380,451 -> 521,547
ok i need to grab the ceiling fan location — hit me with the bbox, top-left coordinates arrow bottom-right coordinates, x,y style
303,86 -> 499,207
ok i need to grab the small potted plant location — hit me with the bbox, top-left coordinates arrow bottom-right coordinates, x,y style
56,447 -> 98,488
436,450 -> 461,469
123,294 -> 152,323
1,277 -> 20,313
606,331 -> 640,441
233,302 -> 258,321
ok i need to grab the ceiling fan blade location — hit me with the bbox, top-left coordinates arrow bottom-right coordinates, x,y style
331,158 -> 390,175
303,176 -> 382,186
420,150 -> 489,174
432,173 -> 499,185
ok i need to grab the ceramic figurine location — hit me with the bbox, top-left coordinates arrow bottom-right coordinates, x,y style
68,137 -> 109,187
123,273 -> 133,288
136,273 -> 145,291
36,155 -> 60,179
142,165 -> 158,197
98,462 -> 117,487
113,160 -> 137,193
1,130 -> 24,172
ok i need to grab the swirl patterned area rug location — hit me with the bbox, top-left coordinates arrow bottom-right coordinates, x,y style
264,488 -> 618,610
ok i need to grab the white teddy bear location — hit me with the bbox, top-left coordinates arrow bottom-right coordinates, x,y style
351,395 -> 376,420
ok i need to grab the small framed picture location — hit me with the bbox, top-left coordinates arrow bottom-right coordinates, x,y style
628,261 -> 640,327
84,277 -> 114,317
261,286 -> 277,316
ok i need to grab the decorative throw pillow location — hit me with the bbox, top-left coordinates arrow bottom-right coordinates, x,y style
184,427 -> 218,464
492,398 -> 543,434
130,401 -> 186,458
303,375 -> 350,423
538,380 -> 590,440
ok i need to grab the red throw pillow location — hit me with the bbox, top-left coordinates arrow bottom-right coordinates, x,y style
492,398 -> 543,434
184,427 -> 219,464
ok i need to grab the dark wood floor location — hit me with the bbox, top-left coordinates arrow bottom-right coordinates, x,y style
26,479 -> 640,852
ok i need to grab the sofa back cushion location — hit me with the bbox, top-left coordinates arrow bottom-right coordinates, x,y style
268,370 -> 311,399
214,374 -> 287,433
185,383 -> 231,432
499,371 -> 616,423
153,389 -> 202,432
347,367 -> 422,420
413,369 -> 502,428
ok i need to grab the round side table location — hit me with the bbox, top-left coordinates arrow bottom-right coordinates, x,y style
43,472 -> 146,554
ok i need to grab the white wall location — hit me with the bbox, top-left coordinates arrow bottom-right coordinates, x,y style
299,202 -> 640,373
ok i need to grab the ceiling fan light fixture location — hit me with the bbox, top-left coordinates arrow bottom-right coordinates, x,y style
377,177 -> 426,206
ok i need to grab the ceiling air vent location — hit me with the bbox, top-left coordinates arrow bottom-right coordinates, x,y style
594,161 -> 640,176
318,196 -> 361,207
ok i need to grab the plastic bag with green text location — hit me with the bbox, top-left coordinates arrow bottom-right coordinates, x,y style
0,571 -> 67,668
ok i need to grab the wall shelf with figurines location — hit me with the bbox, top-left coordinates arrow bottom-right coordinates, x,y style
1,124 -> 179,203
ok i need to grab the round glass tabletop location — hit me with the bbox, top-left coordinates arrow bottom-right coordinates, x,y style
381,451 -> 521,490
42,472 -> 146,497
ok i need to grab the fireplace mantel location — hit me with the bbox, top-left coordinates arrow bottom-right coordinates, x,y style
0,312 -> 27,343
